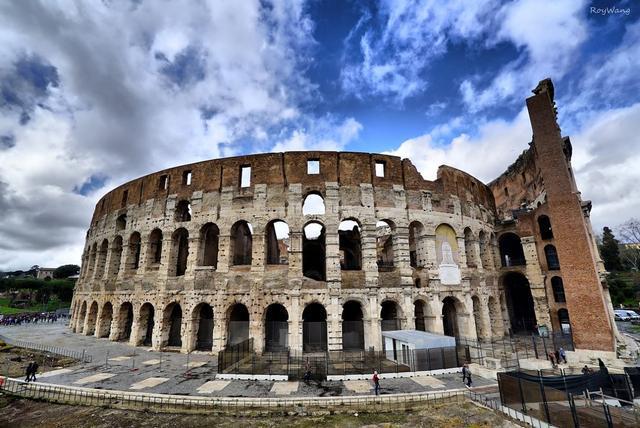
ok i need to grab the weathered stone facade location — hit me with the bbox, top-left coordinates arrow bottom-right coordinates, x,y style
69,79 -> 616,355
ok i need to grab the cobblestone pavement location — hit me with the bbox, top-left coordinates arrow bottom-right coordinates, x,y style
0,324 -> 495,397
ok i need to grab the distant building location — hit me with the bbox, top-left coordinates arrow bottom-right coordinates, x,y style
36,267 -> 56,280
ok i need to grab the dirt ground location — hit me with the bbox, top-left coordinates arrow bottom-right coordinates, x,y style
0,340 -> 77,378
0,396 -> 520,428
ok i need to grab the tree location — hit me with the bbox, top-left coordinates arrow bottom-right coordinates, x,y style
53,264 -> 81,279
600,227 -> 622,272
619,218 -> 640,271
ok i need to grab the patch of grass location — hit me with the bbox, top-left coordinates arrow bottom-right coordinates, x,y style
0,297 -> 70,315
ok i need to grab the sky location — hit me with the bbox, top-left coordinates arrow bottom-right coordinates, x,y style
0,0 -> 638,270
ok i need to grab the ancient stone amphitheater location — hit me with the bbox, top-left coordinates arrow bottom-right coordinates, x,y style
69,80 -> 617,357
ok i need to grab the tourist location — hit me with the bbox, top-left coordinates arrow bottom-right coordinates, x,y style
303,359 -> 312,385
25,362 -> 33,382
581,365 -> 593,375
558,347 -> 567,364
548,351 -> 557,368
372,370 -> 380,395
462,364 -> 469,385
29,361 -> 39,382
465,367 -> 473,388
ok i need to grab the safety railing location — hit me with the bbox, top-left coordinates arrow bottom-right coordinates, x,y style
0,334 -> 92,363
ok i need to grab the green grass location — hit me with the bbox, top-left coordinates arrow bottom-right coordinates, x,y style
0,297 -> 70,315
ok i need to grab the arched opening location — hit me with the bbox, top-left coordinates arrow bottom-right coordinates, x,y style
302,193 -> 325,216
409,221 -> 425,268
127,232 -> 141,273
436,224 -> 461,285
558,308 -> 571,334
88,243 -> 97,278
472,296 -> 484,339
138,303 -> 155,346
552,276 -> 566,302
376,220 -> 394,271
175,200 -> 191,222
86,301 -> 99,335
98,302 -> 113,338
117,302 -> 134,341
488,296 -> 503,337
265,220 -> 289,265
464,228 -> 477,268
503,272 -> 537,333
302,303 -> 327,352
544,245 -> 560,270
116,214 -> 127,231
108,236 -> 123,277
264,304 -> 289,352
380,300 -> 401,331
342,301 -> 364,350
414,300 -> 427,331
172,228 -> 189,276
193,303 -> 214,351
77,301 -> 87,333
148,229 -> 163,266
230,221 -> 253,266
95,239 -> 109,278
164,302 -> 182,347
303,222 -> 326,281
499,233 -> 526,267
442,297 -> 459,338
199,223 -> 219,267
339,219 -> 362,270
227,303 -> 250,346
538,215 -> 553,240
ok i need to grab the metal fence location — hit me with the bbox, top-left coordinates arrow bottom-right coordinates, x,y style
217,344 -> 459,379
498,371 -> 640,427
0,334 -> 92,363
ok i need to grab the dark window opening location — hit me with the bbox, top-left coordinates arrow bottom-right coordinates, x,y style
303,303 -> 327,352
409,221 -> 424,268
303,222 -> 325,280
266,220 -> 289,265
166,303 -> 182,347
149,229 -> 163,265
552,276 -> 566,303
339,220 -> 362,270
265,304 -> 289,352
158,174 -> 169,190
200,223 -> 219,268
499,233 -> 526,267
538,215 -> 554,240
121,190 -> 128,208
545,244 -> 560,270
116,214 -> 127,231
414,300 -> 426,331
227,304 -> 249,346
381,301 -> 400,331
231,221 -> 253,265
342,301 -> 364,350
117,302 -> 133,342
182,170 -> 192,186
376,220 -> 394,271
173,228 -> 189,277
195,304 -> 214,351
129,232 -> 141,271
504,272 -> 537,333
175,200 -> 191,222
442,297 -> 459,338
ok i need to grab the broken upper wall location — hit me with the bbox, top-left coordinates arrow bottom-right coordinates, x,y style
90,151 -> 498,225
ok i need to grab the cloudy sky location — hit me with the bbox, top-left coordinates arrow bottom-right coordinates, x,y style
0,0 -> 638,270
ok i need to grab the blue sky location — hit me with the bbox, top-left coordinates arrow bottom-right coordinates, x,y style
0,0 -> 638,269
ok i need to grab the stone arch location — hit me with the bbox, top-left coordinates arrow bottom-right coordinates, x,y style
339,218 -> 362,270
230,221 -> 253,266
199,223 -> 219,267
302,302 -> 327,352
303,221 -> 326,281
227,303 -> 250,345
498,233 -> 525,267
148,229 -> 163,266
116,213 -> 127,231
264,303 -> 289,352
409,221 -> 425,268
97,302 -> 113,338
192,303 -> 214,351
163,302 -> 183,347
380,299 -> 402,331
538,215 -> 553,240
108,236 -> 123,277
116,302 -> 134,341
85,301 -> 99,335
170,228 -> 189,276
76,301 -> 87,333
502,272 -> 537,333
342,300 -> 364,350
175,200 -> 191,222
127,232 -> 142,274
137,302 -> 155,346
441,296 -> 465,338
87,243 -> 97,278
414,299 -> 428,331
376,220 -> 395,271
265,219 -> 289,265
302,192 -> 325,216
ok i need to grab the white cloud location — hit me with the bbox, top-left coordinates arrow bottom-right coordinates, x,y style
271,116 -> 362,152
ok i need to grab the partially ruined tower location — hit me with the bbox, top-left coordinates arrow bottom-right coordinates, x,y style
69,80 -> 617,358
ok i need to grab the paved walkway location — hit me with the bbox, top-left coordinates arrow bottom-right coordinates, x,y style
0,324 -> 494,397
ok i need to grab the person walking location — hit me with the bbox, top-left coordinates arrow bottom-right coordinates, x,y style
558,347 -> 567,364
462,364 -> 469,385
372,370 -> 380,395
465,366 -> 473,388
29,361 -> 39,382
25,362 -> 33,382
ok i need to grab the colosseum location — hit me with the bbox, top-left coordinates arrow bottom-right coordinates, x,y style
69,79 -> 618,360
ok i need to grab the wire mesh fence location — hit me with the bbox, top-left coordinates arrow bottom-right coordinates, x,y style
0,334 -> 92,363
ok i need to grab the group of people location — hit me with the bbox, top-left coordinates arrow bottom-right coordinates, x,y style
0,312 -> 66,326
24,361 -> 39,382
547,347 -> 568,368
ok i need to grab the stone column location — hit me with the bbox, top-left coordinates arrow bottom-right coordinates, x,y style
522,236 -> 552,329
288,293 -> 302,352
394,224 -> 414,287
361,221 -> 379,288
428,298 -> 444,334
366,293 -> 382,350
328,294 -> 341,351
212,312 -> 226,353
